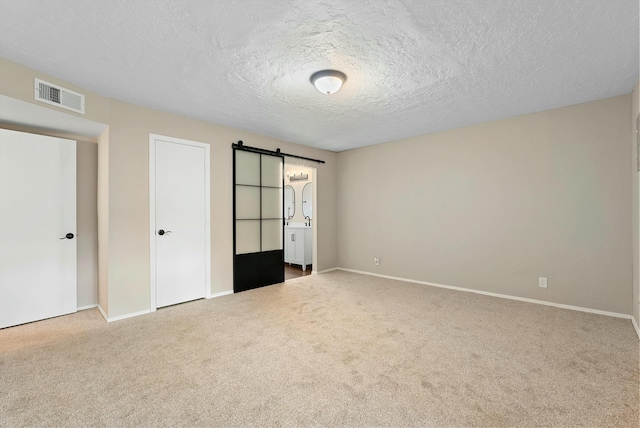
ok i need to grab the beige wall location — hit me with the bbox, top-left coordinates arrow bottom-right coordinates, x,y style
337,95 -> 632,314
76,140 -> 98,307
97,128 -> 109,314
0,57 -> 338,319
632,79 -> 639,326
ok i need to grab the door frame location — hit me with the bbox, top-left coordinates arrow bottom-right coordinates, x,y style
284,162 -> 318,275
149,134 -> 211,312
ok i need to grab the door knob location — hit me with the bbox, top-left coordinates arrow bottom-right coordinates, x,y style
59,233 -> 74,240
158,229 -> 172,236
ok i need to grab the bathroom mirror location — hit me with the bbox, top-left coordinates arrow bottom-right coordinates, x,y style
284,185 -> 295,220
302,182 -> 312,220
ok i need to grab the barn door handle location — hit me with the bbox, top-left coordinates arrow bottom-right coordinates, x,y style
59,233 -> 75,240
158,229 -> 172,236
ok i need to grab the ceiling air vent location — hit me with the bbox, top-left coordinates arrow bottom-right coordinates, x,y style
34,78 -> 85,114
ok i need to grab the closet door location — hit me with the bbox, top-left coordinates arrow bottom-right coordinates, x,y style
0,128 -> 76,329
233,149 -> 284,292
151,135 -> 209,309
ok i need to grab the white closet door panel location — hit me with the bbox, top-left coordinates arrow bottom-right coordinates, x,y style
0,128 -> 76,329
155,140 -> 206,308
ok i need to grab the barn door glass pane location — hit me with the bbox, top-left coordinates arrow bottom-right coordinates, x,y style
261,156 -> 282,252
235,220 -> 261,254
235,151 -> 261,255
235,150 -> 260,185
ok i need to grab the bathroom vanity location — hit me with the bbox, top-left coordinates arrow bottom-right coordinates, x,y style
284,225 -> 312,271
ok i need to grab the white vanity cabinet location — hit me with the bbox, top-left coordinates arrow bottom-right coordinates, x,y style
284,226 -> 312,271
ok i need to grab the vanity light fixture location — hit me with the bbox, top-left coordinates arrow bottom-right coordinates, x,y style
310,69 -> 347,95
287,171 -> 309,182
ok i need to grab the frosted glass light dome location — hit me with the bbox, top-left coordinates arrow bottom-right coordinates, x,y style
310,70 -> 347,95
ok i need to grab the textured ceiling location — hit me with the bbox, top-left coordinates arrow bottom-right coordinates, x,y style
0,0 -> 638,152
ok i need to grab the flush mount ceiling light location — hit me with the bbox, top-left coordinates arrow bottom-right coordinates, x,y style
310,70 -> 347,95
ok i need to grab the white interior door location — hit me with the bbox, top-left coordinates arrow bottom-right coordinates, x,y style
0,128 -> 76,329
151,135 -> 209,309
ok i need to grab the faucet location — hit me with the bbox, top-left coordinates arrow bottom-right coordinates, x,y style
304,215 -> 311,227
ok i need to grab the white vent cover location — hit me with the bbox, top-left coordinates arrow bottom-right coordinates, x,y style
34,78 -> 85,114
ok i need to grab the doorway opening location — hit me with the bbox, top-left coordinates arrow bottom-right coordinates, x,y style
283,163 -> 317,281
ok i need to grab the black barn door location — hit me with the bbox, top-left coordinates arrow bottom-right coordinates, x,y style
233,148 -> 284,292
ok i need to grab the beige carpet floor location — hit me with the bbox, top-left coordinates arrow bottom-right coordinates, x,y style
0,271 -> 638,427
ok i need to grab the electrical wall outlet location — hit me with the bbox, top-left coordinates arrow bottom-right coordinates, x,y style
373,257 -> 380,266
539,277 -> 548,288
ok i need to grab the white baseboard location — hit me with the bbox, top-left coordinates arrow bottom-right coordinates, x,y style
97,305 -> 151,323
77,304 -> 98,311
338,268 -> 633,321
632,316 -> 640,340
317,267 -> 339,274
207,290 -> 233,299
